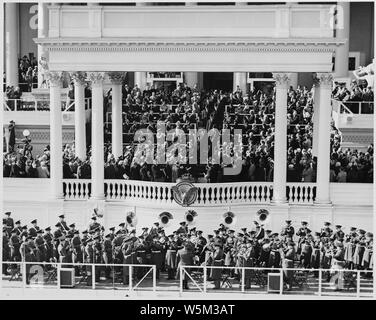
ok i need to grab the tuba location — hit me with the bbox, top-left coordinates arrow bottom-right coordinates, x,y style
255,208 -> 270,224
126,211 -> 137,228
185,210 -> 198,226
159,211 -> 174,227
222,211 -> 236,227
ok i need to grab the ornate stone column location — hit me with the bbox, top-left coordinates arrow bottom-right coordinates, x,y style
72,72 -> 87,161
315,73 -> 333,204
108,72 -> 125,159
312,78 -> 320,158
5,3 -> 19,87
233,72 -> 248,94
272,73 -> 290,204
134,72 -> 147,91
184,72 -> 199,89
46,71 -> 64,200
334,2 -> 350,78
88,72 -> 106,200
37,2 -> 49,87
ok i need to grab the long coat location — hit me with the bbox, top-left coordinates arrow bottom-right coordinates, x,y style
176,248 -> 194,280
210,249 -> 224,280
165,242 -> 178,269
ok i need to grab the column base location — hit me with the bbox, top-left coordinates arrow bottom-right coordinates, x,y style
90,195 -> 105,201
50,194 -> 65,201
314,200 -> 332,205
271,199 -> 288,205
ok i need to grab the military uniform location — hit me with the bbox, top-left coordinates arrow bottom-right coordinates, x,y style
165,239 -> 179,279
34,233 -> 46,262
150,240 -> 163,279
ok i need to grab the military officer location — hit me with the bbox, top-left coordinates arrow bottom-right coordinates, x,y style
34,229 -> 46,262
28,219 -> 40,238
58,214 -> 69,233
89,216 -> 101,233
43,227 -> 54,262
102,233 -> 113,279
150,236 -> 164,279
9,228 -> 21,261
4,212 -> 14,236
281,220 -> 295,240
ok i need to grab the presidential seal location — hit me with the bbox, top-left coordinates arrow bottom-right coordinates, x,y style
171,182 -> 198,207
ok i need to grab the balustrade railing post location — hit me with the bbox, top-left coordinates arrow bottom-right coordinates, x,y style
241,268 -> 245,293
279,269 -> 284,295
356,270 -> 361,298
318,269 -> 322,296
153,266 -> 157,293
57,263 -> 61,289
179,267 -> 183,294
129,266 -> 133,292
92,264 -> 95,289
203,266 -> 207,293
22,261 -> 27,289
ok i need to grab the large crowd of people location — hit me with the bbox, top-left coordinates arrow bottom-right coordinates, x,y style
2,211 -> 373,290
3,82 -> 373,183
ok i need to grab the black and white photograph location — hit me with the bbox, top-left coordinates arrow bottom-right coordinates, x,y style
1,0 -> 375,306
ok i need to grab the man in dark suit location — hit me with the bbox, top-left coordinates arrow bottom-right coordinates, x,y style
176,243 -> 195,289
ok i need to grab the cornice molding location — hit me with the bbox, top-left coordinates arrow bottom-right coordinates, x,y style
34,38 -> 344,54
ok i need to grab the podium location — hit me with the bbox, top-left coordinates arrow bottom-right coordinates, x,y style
267,273 -> 281,293
60,268 -> 75,288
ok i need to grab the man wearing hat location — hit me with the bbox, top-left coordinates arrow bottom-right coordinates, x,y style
43,227 -> 54,262
67,223 -> 77,238
14,220 -> 22,236
3,227 -> 10,274
28,219 -> 40,238
89,216 -> 101,233
34,229 -> 46,262
109,227 -> 116,241
176,222 -> 188,235
58,215 -> 69,233
121,235 -> 136,285
353,230 -> 366,270
58,236 -> 71,266
176,242 -> 195,289
112,230 -> 125,264
165,234 -> 179,280
331,225 -> 345,241
282,241 -> 296,291
9,228 -> 21,261
150,236 -> 164,280
4,212 -> 14,236
255,224 -> 265,241
102,233 -> 113,280
71,230 -> 83,266
118,222 -> 127,235
281,220 -> 295,240
20,225 -> 28,240
210,242 -> 224,289
20,236 -> 37,285
331,240 -> 345,291
320,222 -> 333,238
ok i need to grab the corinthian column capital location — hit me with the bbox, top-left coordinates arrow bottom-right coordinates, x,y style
108,72 -> 126,85
315,73 -> 334,89
87,72 -> 105,86
273,73 -> 290,88
45,71 -> 63,87
71,72 -> 87,86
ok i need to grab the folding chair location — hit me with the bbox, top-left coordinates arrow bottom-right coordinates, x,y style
221,273 -> 232,288
9,264 -> 22,281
